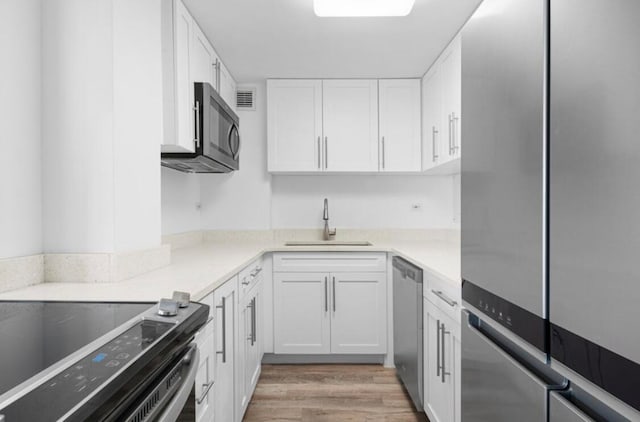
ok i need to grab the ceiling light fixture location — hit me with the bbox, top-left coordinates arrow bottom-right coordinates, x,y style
313,0 -> 416,17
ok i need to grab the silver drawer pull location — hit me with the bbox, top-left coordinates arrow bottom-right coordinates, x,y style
250,267 -> 262,277
431,289 -> 457,307
196,381 -> 214,405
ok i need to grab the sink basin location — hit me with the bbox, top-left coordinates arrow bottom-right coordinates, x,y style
284,240 -> 373,246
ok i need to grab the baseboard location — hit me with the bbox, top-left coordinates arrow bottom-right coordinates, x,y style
261,354 -> 385,365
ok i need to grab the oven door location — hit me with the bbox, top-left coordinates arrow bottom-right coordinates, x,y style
117,344 -> 199,422
200,83 -> 240,171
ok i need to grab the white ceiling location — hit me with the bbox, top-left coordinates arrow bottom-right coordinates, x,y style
184,0 -> 482,83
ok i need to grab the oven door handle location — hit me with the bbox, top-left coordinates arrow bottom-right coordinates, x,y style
156,345 -> 200,422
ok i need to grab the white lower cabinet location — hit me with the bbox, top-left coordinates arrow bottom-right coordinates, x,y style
194,293 -> 215,422
238,278 -> 263,417
424,297 -> 461,422
213,277 -> 238,422
330,272 -> 387,354
273,253 -> 388,355
273,272 -> 331,354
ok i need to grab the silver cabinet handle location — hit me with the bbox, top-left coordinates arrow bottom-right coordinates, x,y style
196,381 -> 214,405
324,276 -> 328,313
441,321 -> 451,383
194,100 -> 201,149
216,297 -> 226,363
381,136 -> 386,170
214,59 -> 220,92
453,112 -> 460,153
448,113 -> 453,155
432,126 -> 439,162
324,136 -> 328,169
317,136 -> 321,169
250,267 -> 262,278
242,277 -> 250,286
431,290 -> 458,307
247,299 -> 254,344
252,297 -> 257,345
436,319 -> 441,377
332,276 -> 336,312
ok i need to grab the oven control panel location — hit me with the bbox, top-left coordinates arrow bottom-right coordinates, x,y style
0,320 -> 173,421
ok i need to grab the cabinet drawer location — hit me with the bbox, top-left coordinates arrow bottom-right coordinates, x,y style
425,274 -> 461,325
239,258 -> 264,299
273,252 -> 387,273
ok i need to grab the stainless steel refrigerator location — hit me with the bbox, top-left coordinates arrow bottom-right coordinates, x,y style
461,0 -> 640,420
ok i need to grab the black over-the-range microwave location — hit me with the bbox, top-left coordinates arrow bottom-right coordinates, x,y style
161,82 -> 240,173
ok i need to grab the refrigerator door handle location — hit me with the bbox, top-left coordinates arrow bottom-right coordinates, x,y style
549,392 -> 594,422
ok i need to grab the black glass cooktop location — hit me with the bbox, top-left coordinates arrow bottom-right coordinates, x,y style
0,301 -> 152,397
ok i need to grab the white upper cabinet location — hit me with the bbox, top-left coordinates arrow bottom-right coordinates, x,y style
322,80 -> 379,172
267,79 -> 421,173
422,65 -> 442,170
267,80 -> 323,172
164,0 -> 195,153
161,0 -> 236,153
378,79 -> 422,172
191,22 -> 217,88
421,34 -> 462,172
219,61 -> 238,111
439,36 -> 462,162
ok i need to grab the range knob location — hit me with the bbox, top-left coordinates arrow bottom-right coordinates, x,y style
157,298 -> 179,317
172,291 -> 190,308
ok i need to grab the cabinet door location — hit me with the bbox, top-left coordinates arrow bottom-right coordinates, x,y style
422,66 -> 442,170
322,80 -> 379,172
173,0 -> 195,153
237,292 -> 250,416
267,80 -> 323,172
219,61 -> 237,110
249,282 -> 263,390
213,278 -> 237,422
191,22 -> 216,87
424,302 -> 455,422
194,318 -> 215,422
330,272 -> 387,354
378,79 -> 422,172
439,36 -> 462,162
274,272 -> 331,354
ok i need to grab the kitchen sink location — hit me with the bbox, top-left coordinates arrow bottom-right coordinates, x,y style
284,240 -> 373,246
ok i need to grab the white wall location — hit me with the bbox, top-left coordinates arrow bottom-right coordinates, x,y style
42,0 -> 115,253
112,0 -> 162,251
199,82 -> 272,230
0,0 -> 43,259
42,0 -> 162,254
161,168 -> 202,235
161,81 -> 456,233
271,175 -> 455,229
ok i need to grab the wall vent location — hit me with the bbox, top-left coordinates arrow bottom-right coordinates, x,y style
236,87 -> 256,111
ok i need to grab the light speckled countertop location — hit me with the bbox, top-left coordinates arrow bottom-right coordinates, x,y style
0,239 -> 460,302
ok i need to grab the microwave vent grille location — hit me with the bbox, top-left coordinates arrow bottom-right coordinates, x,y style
236,87 -> 256,111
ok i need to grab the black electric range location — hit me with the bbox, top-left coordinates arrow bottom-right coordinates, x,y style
0,299 -> 208,422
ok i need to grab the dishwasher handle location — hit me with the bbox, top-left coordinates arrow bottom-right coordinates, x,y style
392,257 -> 423,283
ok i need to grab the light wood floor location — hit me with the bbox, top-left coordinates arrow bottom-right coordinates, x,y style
243,364 -> 428,422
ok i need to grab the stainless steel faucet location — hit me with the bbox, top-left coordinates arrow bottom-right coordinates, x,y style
323,198 -> 337,241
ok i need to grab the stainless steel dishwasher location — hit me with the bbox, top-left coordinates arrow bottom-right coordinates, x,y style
393,256 -> 423,411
